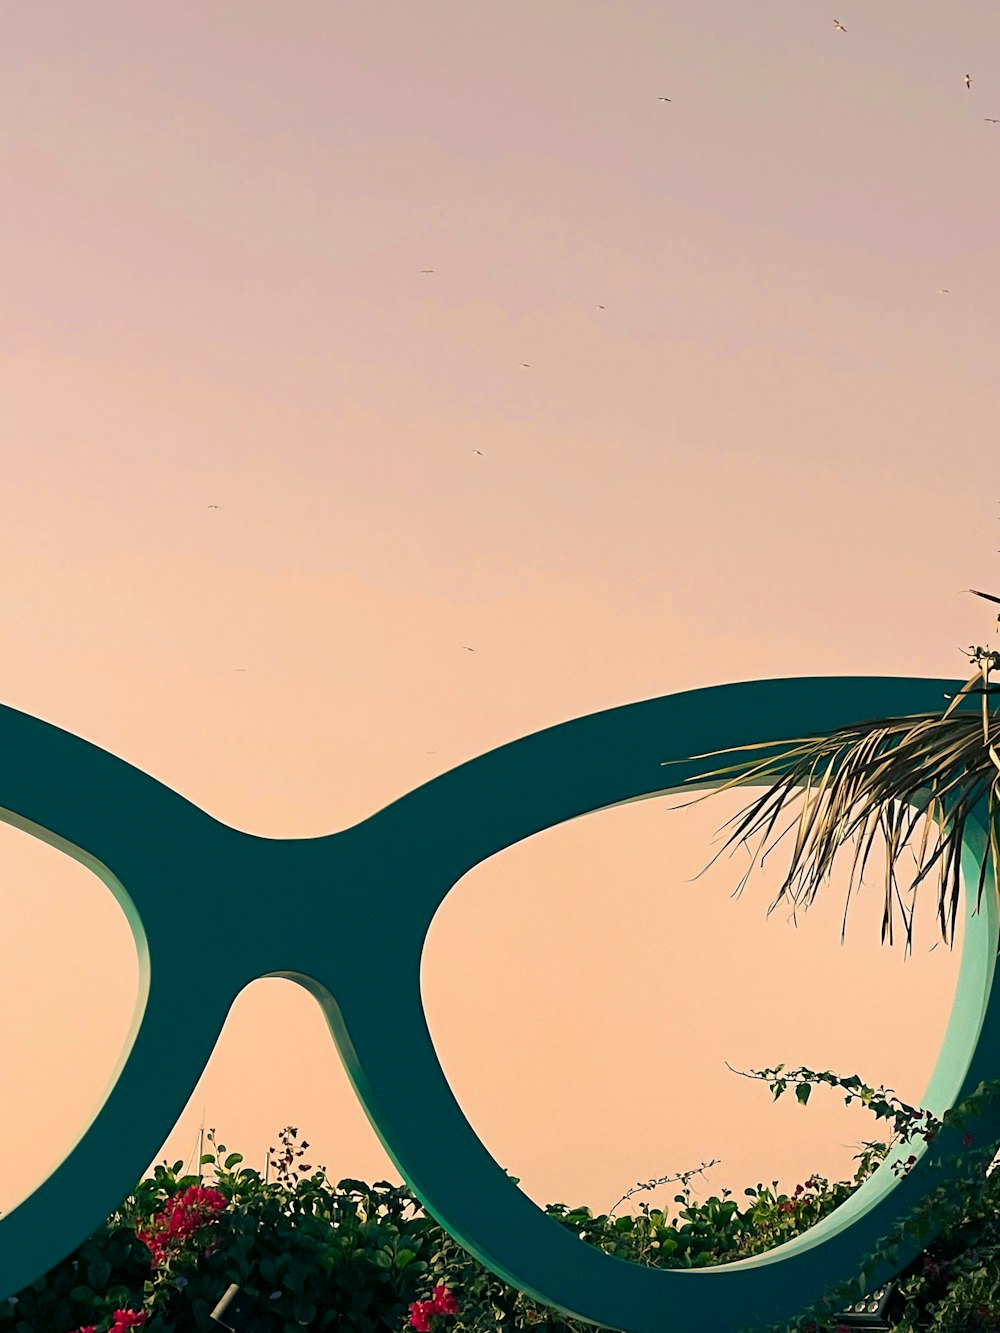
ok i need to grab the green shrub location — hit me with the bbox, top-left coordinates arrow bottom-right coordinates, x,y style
6,1075 -> 1000,1333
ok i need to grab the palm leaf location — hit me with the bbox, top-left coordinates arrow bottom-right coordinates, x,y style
670,698 -> 1000,950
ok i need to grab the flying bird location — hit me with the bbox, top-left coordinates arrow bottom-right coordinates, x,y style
462,646 -> 475,652
833,19 -> 847,32
472,449 -> 484,455
986,118 -> 1000,123
206,504 -> 222,509
596,304 -> 606,309
657,97 -> 672,102
520,363 -> 531,368
966,74 -> 973,90
420,269 -> 435,274
938,288 -> 950,294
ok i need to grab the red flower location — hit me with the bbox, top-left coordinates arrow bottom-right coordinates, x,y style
432,1285 -> 458,1315
408,1301 -> 433,1331
70,1326 -> 97,1333
408,1285 -> 458,1328
138,1184 -> 227,1268
964,1132 -> 976,1147
110,1311 -> 147,1331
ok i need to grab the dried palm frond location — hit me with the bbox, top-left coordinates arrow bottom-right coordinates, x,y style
667,597 -> 1000,952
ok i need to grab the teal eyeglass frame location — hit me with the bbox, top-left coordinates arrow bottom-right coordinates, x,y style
1,675 -> 998,1333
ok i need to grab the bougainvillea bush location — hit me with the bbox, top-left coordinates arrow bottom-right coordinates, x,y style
4,1076 -> 1000,1333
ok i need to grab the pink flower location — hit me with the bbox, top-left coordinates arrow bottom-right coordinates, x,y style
408,1301 -> 433,1331
138,1184 -> 227,1268
70,1326 -> 97,1333
110,1312 -> 147,1331
431,1285 -> 458,1315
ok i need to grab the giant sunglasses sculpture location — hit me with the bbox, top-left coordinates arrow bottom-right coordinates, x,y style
2,675 -> 999,1333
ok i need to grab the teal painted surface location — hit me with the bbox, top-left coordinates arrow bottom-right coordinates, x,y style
0,676 -> 996,1332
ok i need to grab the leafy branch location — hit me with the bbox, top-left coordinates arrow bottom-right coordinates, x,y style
606,1159 -> 721,1219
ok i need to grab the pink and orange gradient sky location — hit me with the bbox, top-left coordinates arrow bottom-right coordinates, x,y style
3,1 -> 1000,1222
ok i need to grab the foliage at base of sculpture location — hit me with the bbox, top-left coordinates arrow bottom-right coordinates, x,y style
5,1076 -> 1000,1333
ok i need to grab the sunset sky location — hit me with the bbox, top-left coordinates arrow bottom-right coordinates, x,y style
3,0 -> 1000,1229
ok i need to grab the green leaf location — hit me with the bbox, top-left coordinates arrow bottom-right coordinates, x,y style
795,1083 -> 812,1107
224,1152 -> 244,1170
86,1258 -> 112,1288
